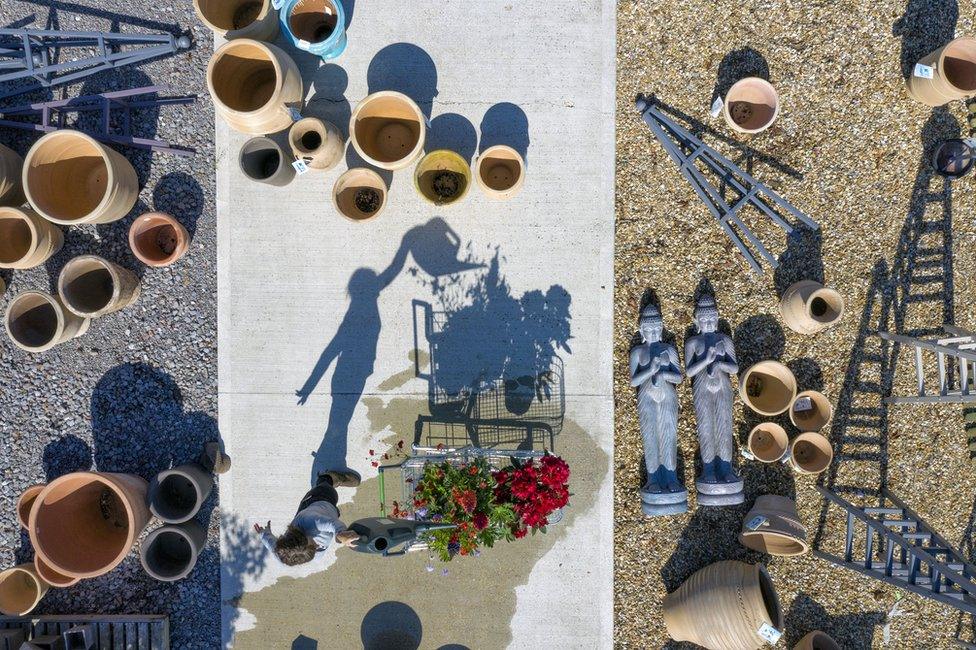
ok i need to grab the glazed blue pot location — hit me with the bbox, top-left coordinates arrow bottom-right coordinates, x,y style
272,0 -> 346,60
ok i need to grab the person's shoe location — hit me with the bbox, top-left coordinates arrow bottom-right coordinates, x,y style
325,469 -> 361,488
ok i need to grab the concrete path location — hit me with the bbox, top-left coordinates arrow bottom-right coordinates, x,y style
217,1 -> 615,647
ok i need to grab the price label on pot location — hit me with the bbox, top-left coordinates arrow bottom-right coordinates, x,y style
914,63 -> 935,79
709,96 -> 724,118
757,623 -> 782,645
292,159 -> 310,174
746,515 -> 768,531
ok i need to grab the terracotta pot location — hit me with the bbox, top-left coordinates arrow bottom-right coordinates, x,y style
149,463 -> 214,524
0,564 -> 48,616
0,206 -> 63,270
288,117 -> 344,171
723,77 -> 779,134
207,39 -> 303,135
793,630 -> 840,650
16,484 -> 45,530
139,520 -> 207,582
747,423 -> 788,463
474,145 -> 525,199
788,432 -> 833,476
414,150 -> 471,206
33,556 -> 80,588
57,255 -> 141,318
193,0 -> 279,41
739,361 -> 797,416
779,281 -> 845,335
739,495 -> 809,557
4,291 -> 90,353
907,37 -> 976,106
663,560 -> 783,650
23,130 -> 138,225
0,143 -> 25,207
128,212 -> 190,267
332,168 -> 387,222
29,472 -> 150,579
239,136 -> 296,186
349,91 -> 426,170
789,390 -> 833,432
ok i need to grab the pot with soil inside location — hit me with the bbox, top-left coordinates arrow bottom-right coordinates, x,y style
907,36 -> 976,106
0,564 -> 48,616
193,0 -> 279,40
239,136 -> 296,186
787,431 -> 833,476
0,143 -> 24,207
738,495 -> 809,557
747,422 -> 788,463
475,145 -> 525,199
288,117 -> 344,171
739,360 -> 797,416
16,484 -> 45,530
789,390 -> 832,432
332,168 -> 387,221
149,463 -> 214,524
349,92 -> 426,171
57,255 -> 141,319
779,281 -> 845,335
139,520 -> 207,582
278,0 -> 346,60
4,291 -> 90,353
723,77 -> 779,134
128,212 -> 190,267
414,150 -> 471,206
0,206 -> 63,270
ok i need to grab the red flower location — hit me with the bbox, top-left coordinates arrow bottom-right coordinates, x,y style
468,465 -> 479,475
473,512 -> 489,530
453,488 -> 477,513
513,526 -> 527,539
371,461 -> 379,467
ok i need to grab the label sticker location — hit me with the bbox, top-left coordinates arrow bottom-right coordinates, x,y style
292,159 -> 310,174
746,515 -> 768,531
288,107 -> 303,121
709,96 -> 724,118
757,623 -> 782,645
793,396 -> 813,412
914,63 -> 935,79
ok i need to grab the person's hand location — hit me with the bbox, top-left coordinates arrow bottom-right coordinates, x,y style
336,530 -> 360,548
253,520 -> 271,535
706,347 -> 718,363
295,388 -> 310,405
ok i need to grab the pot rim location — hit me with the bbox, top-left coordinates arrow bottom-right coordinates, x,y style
739,528 -> 810,556
747,422 -> 788,462
789,431 -> 833,474
16,484 -> 46,530
805,286 -> 845,322
207,39 -> 286,119
739,360 -> 797,416
289,117 -> 329,154
128,211 -> 188,267
332,167 -> 387,222
0,564 -> 46,615
723,76 -> 780,134
193,0 -> 272,35
413,149 -> 472,206
0,206 -> 42,266
349,91 -> 427,170
789,390 -> 833,431
139,524 -> 200,582
4,291 -> 67,353
938,36 -> 976,93
475,145 -> 525,197
33,555 -> 81,588
57,255 -> 123,318
150,468 -> 207,523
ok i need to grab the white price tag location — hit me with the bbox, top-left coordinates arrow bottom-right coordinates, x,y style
288,107 -> 303,121
292,159 -> 310,174
757,623 -> 782,645
709,96 -> 724,118
914,63 -> 935,79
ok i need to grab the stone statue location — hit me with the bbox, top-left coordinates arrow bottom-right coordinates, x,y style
684,294 -> 744,506
630,304 -> 687,516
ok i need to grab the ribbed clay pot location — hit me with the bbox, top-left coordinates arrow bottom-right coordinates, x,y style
139,520 -> 207,582
788,432 -> 833,476
239,136 -> 296,186
57,255 -> 141,318
0,143 -> 25,207
663,560 -> 783,650
475,145 -> 525,199
149,463 -> 214,524
29,472 -> 150,580
793,630 -> 840,650
779,281 -> 845,335
0,564 -> 48,616
747,423 -> 788,463
4,291 -> 90,353
33,555 -> 80,588
207,39 -> 303,135
739,361 -> 797,416
414,150 -> 471,206
288,117 -> 344,171
0,206 -> 64,269
739,495 -> 809,557
789,390 -> 833,432
16,484 -> 45,530
332,168 -> 387,222
349,91 -> 426,171
23,130 -> 138,225
128,212 -> 190,267
723,77 -> 779,134
907,37 -> 976,106
193,0 -> 279,41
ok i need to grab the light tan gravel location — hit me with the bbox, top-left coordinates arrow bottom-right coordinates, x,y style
615,1 -> 976,647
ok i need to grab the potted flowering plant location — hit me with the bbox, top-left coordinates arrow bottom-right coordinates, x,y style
493,454 -> 570,538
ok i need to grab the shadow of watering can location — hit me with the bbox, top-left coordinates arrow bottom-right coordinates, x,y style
406,218 -> 484,277
349,517 -> 456,556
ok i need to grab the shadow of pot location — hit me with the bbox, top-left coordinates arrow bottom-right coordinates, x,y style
474,145 -> 525,200
57,255 -> 141,319
413,150 -> 471,206
739,361 -> 797,416
779,281 -> 844,335
0,143 -> 24,207
289,117 -> 345,171
4,291 -> 90,353
350,92 -> 426,171
747,422 -> 788,463
139,520 -> 207,582
149,463 -> 214,524
194,0 -> 279,41
0,564 -> 49,616
907,37 -> 976,107
332,168 -> 386,222
723,77 -> 779,134
129,212 -> 190,267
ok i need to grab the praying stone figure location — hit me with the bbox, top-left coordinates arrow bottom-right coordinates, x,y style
630,304 -> 687,516
684,294 -> 744,506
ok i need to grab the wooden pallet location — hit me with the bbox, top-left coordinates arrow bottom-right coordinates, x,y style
0,616 -> 168,650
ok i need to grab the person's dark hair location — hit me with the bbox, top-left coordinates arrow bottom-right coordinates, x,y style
275,525 -> 317,566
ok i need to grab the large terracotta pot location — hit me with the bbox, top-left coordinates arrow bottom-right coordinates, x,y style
193,0 -> 279,41
0,206 -> 64,269
57,255 -> 141,318
349,91 -> 426,171
789,390 -> 833,432
207,39 -> 303,135
23,130 -> 138,225
0,143 -> 25,207
332,168 -> 387,222
779,281 -> 845,335
288,117 -> 344,171
413,150 -> 471,206
723,77 -> 779,134
747,422 -> 788,463
16,484 -> 45,529
139,520 -> 207,582
475,145 -> 525,200
33,556 -> 80,588
788,432 -> 833,476
0,564 -> 49,616
907,37 -> 976,106
149,463 -> 214,524
739,361 -> 797,416
739,495 -> 809,556
128,212 -> 190,267
4,291 -> 90,353
663,560 -> 783,650
29,472 -> 150,579
793,630 -> 840,650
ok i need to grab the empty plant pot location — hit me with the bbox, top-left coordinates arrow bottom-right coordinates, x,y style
788,432 -> 833,476
288,117 -> 344,171
23,130 -> 138,226
793,631 -> 840,650
907,37 -> 976,106
29,472 -> 150,580
350,91 -> 426,171
16,484 -> 45,530
739,361 -> 797,416
0,564 -> 48,616
0,143 -> 24,207
207,39 -> 303,135
149,463 -> 214,524
140,520 -> 207,582
332,168 -> 387,221
239,136 -> 296,186
723,77 -> 779,134
57,255 -> 141,318
747,423 -> 789,463
193,0 -> 279,41
4,292 -> 90,353
663,560 -> 783,650
0,206 -> 64,269
277,0 -> 347,60
779,281 -> 845,335
933,138 -> 976,178
414,150 -> 471,206
474,145 -> 525,199
789,390 -> 833,432
739,495 -> 809,557
33,556 -> 79,589
128,212 -> 190,267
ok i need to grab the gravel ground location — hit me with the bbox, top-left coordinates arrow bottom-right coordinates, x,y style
0,1 -> 218,647
615,1 -> 976,648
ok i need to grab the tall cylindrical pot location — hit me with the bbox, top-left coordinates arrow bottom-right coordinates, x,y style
747,423 -> 788,463
475,145 -> 525,199
332,168 -> 387,222
0,143 -> 25,207
129,212 -> 190,267
739,360 -> 797,416
413,150 -> 471,206
723,77 -> 779,134
149,463 -> 215,524
239,136 -> 296,186
779,281 -> 845,335
788,432 -> 833,476
789,390 -> 833,432
193,0 -> 279,41
793,630 -> 840,650
663,560 -> 783,650
140,520 -> 207,582
4,291 -> 90,353
34,556 -> 80,588
57,255 -> 141,318
277,0 -> 347,60
349,91 -> 426,171
289,117 -> 344,171
739,495 -> 809,557
907,37 -> 976,106
0,564 -> 49,616
16,484 -> 45,530
23,130 -> 138,225
0,206 -> 64,269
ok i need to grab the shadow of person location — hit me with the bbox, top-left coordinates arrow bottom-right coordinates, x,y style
307,63 -> 352,140
711,46 -> 770,106
153,171 -> 206,238
42,434 -> 93,482
426,113 -> 478,163
360,601 -> 422,650
367,43 -> 438,120
479,102 -> 529,162
292,634 -> 318,650
893,0 -> 959,80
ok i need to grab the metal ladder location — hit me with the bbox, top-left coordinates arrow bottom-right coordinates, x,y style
878,325 -> 976,404
815,487 -> 976,615
635,94 -> 819,274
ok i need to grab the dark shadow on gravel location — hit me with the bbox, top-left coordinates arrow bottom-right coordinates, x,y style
788,357 -> 823,393
893,0 -> 959,80
785,593 -> 885,648
710,46 -> 770,107
154,172 -> 205,238
774,226 -> 824,299
42,434 -> 93,481
733,314 -> 785,370
16,0 -> 183,34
